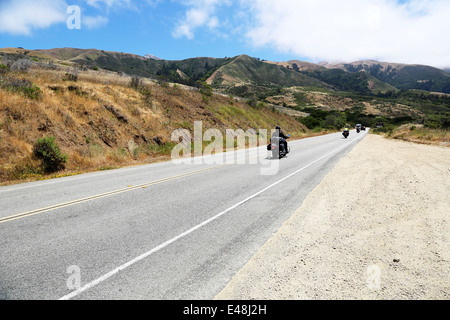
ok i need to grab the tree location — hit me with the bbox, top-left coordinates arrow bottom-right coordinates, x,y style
196,80 -> 213,97
322,113 -> 346,129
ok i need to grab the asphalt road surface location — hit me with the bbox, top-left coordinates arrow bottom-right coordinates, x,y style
0,129 -> 368,300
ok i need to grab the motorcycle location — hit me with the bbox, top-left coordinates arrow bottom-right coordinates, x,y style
343,130 -> 350,139
267,135 -> 290,159
356,128 -> 361,133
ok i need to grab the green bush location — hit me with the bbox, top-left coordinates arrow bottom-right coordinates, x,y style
321,113 -> 346,129
20,84 -> 42,100
1,77 -> 42,99
372,125 -> 395,135
0,64 -> 8,74
298,116 -> 321,129
33,136 -> 68,173
425,114 -> 450,130
197,80 -> 213,97
297,108 -> 347,130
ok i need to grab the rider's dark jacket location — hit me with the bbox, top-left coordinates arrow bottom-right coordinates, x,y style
272,130 -> 289,139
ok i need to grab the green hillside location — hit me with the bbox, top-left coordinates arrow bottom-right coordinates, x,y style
8,48 -> 449,94
341,61 -> 450,94
34,48 -> 231,85
301,68 -> 397,94
271,60 -> 397,94
208,55 -> 330,96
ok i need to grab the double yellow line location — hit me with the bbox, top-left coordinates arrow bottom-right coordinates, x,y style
0,164 -> 230,225
0,139 -> 322,225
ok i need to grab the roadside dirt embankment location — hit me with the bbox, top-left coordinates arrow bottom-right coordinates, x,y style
216,134 -> 449,300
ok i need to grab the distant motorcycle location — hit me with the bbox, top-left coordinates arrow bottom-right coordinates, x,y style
268,135 -> 290,159
356,128 -> 361,133
343,130 -> 350,139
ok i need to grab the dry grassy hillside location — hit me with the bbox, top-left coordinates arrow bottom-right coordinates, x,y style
0,62 -> 310,184
376,124 -> 450,147
265,86 -> 423,119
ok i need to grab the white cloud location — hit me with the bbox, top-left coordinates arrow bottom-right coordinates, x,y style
0,0 -> 68,35
0,0 -> 137,36
241,0 -> 450,67
83,15 -> 109,29
86,0 -> 132,9
172,0 -> 228,39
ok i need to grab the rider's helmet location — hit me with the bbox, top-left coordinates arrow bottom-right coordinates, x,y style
276,126 -> 281,130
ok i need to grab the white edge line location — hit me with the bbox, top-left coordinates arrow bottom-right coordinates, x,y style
59,137 -> 361,300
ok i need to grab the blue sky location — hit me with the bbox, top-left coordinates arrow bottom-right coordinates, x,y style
0,0 -> 287,61
0,0 -> 449,67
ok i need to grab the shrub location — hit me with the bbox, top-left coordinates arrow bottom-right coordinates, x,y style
157,76 -> 169,87
1,77 -> 42,99
140,88 -> 153,107
130,75 -> 142,89
9,158 -> 42,180
40,61 -> 59,70
372,125 -> 395,135
64,68 -> 79,82
298,116 -> 321,129
33,136 -> 68,173
321,113 -> 346,129
0,64 -> 8,74
197,80 -> 213,97
10,58 -> 33,72
20,84 -> 42,100
425,114 -> 450,130
247,96 -> 258,108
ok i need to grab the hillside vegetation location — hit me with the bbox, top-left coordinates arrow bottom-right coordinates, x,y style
207,55 -> 329,95
372,123 -> 450,147
325,60 -> 450,94
0,55 -> 311,184
7,47 -> 449,96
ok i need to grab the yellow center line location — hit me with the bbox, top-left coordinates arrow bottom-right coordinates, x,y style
0,164 -> 231,225
0,139 -> 326,225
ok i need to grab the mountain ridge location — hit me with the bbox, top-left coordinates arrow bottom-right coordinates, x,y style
2,47 -> 449,94
317,59 -> 450,93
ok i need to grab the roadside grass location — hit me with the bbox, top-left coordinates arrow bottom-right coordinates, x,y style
372,124 -> 450,147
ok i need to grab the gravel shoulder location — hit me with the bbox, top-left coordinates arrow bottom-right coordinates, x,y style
215,134 -> 449,300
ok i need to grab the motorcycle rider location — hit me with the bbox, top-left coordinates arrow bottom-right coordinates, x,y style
343,127 -> 350,138
272,126 -> 289,153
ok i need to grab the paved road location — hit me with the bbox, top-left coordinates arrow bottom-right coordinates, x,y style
0,129 -> 368,300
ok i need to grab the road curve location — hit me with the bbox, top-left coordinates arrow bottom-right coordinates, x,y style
0,129 -> 368,300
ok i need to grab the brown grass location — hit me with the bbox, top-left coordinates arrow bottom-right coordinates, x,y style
375,124 -> 450,147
